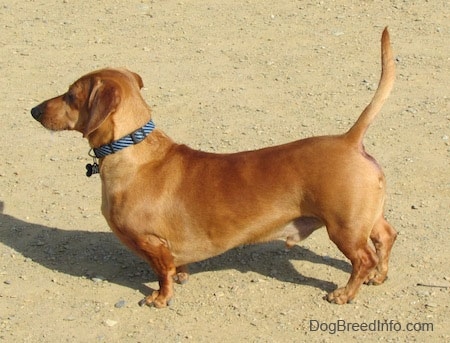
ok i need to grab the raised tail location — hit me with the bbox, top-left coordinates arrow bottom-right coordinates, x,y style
345,27 -> 395,145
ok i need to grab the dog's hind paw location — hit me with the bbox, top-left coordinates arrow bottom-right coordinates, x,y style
173,272 -> 189,285
364,270 -> 388,285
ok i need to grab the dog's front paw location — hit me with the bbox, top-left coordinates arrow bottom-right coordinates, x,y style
138,290 -> 172,308
325,288 -> 354,304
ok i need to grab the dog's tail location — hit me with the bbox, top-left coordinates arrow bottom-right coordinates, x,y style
345,27 -> 395,145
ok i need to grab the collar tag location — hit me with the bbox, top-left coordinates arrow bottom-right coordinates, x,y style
86,161 -> 99,177
86,150 -> 100,177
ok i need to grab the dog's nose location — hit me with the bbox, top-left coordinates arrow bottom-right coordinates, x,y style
31,105 -> 43,121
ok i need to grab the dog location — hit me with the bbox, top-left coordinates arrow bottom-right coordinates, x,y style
31,28 -> 397,308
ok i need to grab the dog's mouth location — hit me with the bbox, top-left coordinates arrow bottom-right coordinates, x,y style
30,104 -> 74,132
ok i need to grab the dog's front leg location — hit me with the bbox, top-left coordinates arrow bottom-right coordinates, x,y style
136,235 -> 177,308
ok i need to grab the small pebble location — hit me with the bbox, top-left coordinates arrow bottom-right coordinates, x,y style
92,276 -> 105,283
104,319 -> 118,327
417,290 -> 430,297
4,280 -> 11,285
115,300 -> 126,308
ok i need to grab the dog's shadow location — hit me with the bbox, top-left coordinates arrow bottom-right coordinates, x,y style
0,201 -> 350,297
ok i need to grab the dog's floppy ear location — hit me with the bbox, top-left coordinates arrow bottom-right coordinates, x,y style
83,79 -> 121,137
131,71 -> 144,89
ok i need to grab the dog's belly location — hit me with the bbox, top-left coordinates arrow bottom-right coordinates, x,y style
169,216 -> 324,266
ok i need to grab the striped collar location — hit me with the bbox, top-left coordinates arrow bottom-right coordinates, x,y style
92,119 -> 155,159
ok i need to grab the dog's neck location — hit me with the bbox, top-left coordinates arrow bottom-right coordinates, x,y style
92,119 -> 156,159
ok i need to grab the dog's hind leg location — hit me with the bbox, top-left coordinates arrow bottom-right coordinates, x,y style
365,216 -> 397,285
174,265 -> 190,285
325,224 -> 378,304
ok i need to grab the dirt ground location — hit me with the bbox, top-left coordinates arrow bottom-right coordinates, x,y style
1,1 -> 449,342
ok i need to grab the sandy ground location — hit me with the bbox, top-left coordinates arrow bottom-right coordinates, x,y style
1,0 -> 449,342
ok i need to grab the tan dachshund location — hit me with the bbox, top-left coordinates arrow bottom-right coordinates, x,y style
31,28 -> 397,308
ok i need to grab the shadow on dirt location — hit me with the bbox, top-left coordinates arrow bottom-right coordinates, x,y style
0,201 -> 350,297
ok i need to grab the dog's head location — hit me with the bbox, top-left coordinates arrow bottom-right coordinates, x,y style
31,68 -> 148,147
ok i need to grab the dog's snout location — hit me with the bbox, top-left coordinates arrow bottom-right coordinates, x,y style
31,105 -> 43,121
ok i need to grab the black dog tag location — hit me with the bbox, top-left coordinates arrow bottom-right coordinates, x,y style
86,162 -> 100,177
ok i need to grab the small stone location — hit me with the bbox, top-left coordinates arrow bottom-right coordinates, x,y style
417,290 -> 430,297
114,300 -> 126,308
92,276 -> 105,283
332,31 -> 344,36
4,280 -> 11,285
104,319 -> 118,327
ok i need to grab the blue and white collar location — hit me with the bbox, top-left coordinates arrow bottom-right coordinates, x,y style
92,119 -> 155,159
